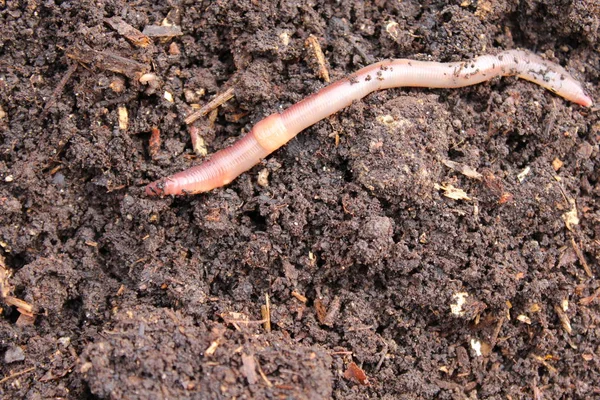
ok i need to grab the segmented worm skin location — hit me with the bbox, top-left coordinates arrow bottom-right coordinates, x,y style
146,49 -> 592,196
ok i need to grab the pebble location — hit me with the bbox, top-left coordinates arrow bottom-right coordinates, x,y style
4,345 -> 25,363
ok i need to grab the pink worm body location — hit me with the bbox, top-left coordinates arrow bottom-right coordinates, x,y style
146,49 -> 592,196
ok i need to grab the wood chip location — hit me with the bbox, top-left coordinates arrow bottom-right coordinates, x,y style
257,168 -> 269,187
118,106 -> 128,130
1,255 -> 35,322
435,183 -> 471,201
323,296 -> 341,327
6,296 -> 33,314
517,166 -> 531,183
531,354 -> 557,374
558,246 -> 578,267
305,35 -> 330,82
497,192 -> 513,204
582,353 -> 594,361
291,290 -> 307,303
240,354 -> 258,385
434,379 -> 461,391
205,340 -> 219,356
562,200 -> 579,231
442,159 -> 483,179
109,77 -> 125,93
148,127 -> 161,159
66,47 -> 150,79
0,254 -> 11,298
139,73 -> 159,84
142,24 -> 183,38
517,314 -> 531,324
105,17 -> 151,47
169,42 -> 180,55
315,296 -> 340,327
553,304 -> 572,335
343,362 -> 370,385
385,21 -> 401,41
16,313 -> 36,326
189,126 -> 208,156
579,287 -> 600,306
552,157 -> 564,171
315,298 -> 327,325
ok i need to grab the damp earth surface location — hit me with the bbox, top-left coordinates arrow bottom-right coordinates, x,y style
1,1 -> 599,398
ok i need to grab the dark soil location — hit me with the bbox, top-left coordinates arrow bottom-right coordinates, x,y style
1,0 -> 599,399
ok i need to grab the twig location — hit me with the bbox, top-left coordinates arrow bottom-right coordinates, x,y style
553,304 -> 573,335
374,342 -> 388,373
105,17 -> 151,47
330,350 -> 353,356
490,316 -> 505,349
66,47 -> 150,78
256,358 -> 273,387
530,354 -> 557,374
579,287 -> 600,306
305,35 -> 330,82
148,126 -> 161,158
571,237 -> 592,278
184,87 -> 234,125
291,290 -> 307,303
261,293 -> 271,333
0,367 -> 36,385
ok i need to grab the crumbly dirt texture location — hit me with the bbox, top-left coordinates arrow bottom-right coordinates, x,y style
1,0 -> 599,399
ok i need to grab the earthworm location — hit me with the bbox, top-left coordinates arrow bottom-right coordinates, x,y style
146,49 -> 592,196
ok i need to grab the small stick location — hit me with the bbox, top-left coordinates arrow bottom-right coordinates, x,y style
184,87 -> 235,125
305,35 -> 330,82
571,237 -> 592,277
490,316 -> 505,350
223,317 -> 268,325
579,287 -> 600,306
553,304 -> 573,335
66,47 -> 150,78
256,358 -> 273,387
4,296 -> 33,314
530,354 -> 558,374
291,290 -> 307,303
261,293 -> 271,333
374,342 -> 389,373
330,350 -> 353,356
148,127 -> 161,159
105,17 -> 151,47
0,367 -> 36,385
